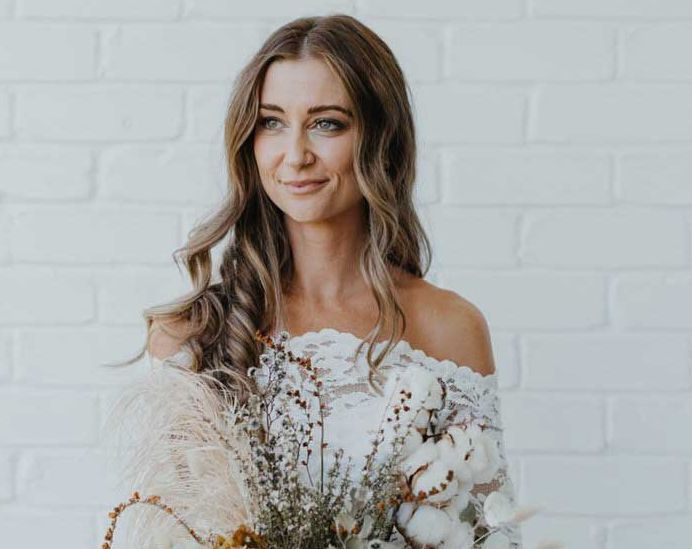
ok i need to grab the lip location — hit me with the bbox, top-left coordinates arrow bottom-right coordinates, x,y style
282,178 -> 329,194
283,179 -> 328,187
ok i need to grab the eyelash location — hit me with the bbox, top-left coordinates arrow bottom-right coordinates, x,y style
257,116 -> 345,132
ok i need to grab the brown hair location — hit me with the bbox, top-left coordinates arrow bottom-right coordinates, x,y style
108,14 -> 432,407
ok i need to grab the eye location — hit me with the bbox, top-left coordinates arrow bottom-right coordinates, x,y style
314,118 -> 345,131
256,116 -> 346,132
258,116 -> 281,130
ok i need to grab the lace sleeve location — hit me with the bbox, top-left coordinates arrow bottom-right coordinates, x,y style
435,366 -> 523,548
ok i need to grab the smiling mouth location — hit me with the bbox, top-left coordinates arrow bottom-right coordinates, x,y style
282,179 -> 329,187
281,179 -> 329,194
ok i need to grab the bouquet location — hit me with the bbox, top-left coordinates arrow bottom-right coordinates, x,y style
102,330 -> 553,549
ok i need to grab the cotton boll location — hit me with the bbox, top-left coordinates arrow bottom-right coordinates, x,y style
396,501 -> 415,528
421,381 -> 444,410
405,505 -> 452,546
366,541 -> 400,549
413,407 -> 432,430
447,425 -> 473,449
436,429 -> 475,490
441,519 -> 475,549
401,438 -> 439,478
483,491 -> 516,528
437,428 -> 471,468
382,369 -> 429,430
402,368 -> 438,408
454,462 -> 475,494
401,427 -> 423,458
467,431 -> 501,484
436,433 -> 455,460
483,531 -> 511,549
446,490 -> 471,516
410,460 -> 457,504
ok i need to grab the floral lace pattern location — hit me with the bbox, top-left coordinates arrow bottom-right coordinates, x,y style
149,328 -> 523,548
274,328 -> 523,548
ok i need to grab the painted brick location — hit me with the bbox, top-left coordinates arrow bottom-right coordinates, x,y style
522,210 -> 689,268
0,23 -> 96,80
0,389 -> 99,445
624,23 -> 692,80
619,151 -> 692,204
610,396 -> 692,453
442,273 -> 606,329
414,84 -> 525,144
95,268 -> 190,325
0,91 -> 9,138
441,149 -> 611,205
524,457 -> 686,514
614,274 -> 692,329
99,146 -> 225,205
0,268 -> 94,325
531,84 -> 692,143
523,334 -> 690,391
521,516 -> 604,549
446,22 -> 614,81
532,0 -> 692,18
103,25 -> 263,81
0,331 -> 10,381
187,86 -> 228,142
10,208 -> 180,264
609,516 -> 692,549
427,207 -> 518,267
0,146 -> 92,200
502,393 -> 605,452
359,0 -> 523,18
0,509 -> 94,549
16,449 -> 125,507
0,451 -> 12,501
19,0 -> 180,19
15,327 -> 146,386
185,0 -> 353,18
16,87 -> 183,141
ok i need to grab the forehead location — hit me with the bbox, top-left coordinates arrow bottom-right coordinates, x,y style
259,57 -> 351,109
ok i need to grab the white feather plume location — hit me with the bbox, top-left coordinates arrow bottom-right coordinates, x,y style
103,350 -> 258,548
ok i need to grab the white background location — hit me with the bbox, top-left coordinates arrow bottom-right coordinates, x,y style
1,0 -> 692,547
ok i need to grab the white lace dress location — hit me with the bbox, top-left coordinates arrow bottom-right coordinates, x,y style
146,327 -> 523,548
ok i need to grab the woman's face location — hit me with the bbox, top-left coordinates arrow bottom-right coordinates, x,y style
253,57 -> 364,224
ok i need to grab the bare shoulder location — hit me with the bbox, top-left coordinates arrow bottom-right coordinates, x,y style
147,316 -> 191,360
408,280 -> 496,376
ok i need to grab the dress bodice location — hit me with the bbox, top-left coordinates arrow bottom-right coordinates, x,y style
146,327 -> 523,548
263,329 -> 504,479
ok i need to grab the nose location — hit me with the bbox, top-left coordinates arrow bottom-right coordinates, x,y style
284,128 -> 314,167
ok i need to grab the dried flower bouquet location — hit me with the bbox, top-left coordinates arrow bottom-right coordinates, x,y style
103,330 -> 544,549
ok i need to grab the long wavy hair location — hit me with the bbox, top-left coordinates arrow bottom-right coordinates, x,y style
108,14 -> 432,408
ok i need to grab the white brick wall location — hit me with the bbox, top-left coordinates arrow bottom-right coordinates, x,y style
0,2 -> 690,548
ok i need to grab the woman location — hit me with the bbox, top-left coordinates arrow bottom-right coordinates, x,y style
113,14 -> 522,548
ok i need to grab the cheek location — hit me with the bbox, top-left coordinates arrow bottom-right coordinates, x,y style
320,138 -> 355,177
253,137 -> 272,171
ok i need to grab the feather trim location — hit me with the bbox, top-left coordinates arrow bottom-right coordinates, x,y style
103,353 -> 257,548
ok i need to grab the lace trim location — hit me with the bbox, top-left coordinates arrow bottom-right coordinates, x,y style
284,327 -> 497,379
149,327 -> 497,384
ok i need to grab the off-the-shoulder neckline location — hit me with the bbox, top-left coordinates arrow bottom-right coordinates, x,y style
149,328 -> 497,382
279,327 -> 497,381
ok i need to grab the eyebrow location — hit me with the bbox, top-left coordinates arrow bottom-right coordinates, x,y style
259,103 -> 354,118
